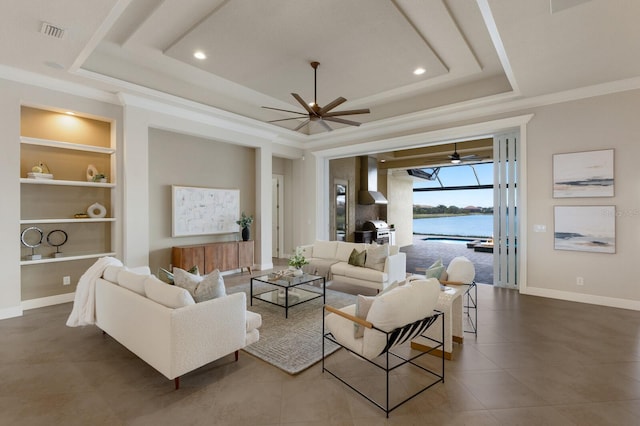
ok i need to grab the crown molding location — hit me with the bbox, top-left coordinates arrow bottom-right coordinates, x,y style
0,65 -> 119,104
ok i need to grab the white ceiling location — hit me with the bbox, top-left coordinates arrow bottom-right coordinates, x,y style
2,0 -> 640,135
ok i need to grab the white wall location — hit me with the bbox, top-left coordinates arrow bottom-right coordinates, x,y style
0,83 -> 23,318
147,128 -> 256,274
523,90 -> 640,307
386,172 -> 414,247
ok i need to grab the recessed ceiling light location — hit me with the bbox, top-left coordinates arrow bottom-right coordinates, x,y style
413,67 -> 426,76
193,51 -> 206,60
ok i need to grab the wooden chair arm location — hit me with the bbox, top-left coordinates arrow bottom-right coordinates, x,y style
324,305 -> 373,329
439,280 -> 466,286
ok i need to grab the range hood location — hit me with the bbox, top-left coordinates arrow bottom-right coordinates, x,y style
358,156 -> 388,205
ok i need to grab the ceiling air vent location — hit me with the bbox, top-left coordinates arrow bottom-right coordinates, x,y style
40,22 -> 65,39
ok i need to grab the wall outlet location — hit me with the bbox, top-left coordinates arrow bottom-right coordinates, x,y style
63,276 -> 71,286
576,276 -> 584,286
533,224 -> 547,232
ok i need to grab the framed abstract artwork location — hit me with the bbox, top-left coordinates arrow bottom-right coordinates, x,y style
172,185 -> 240,237
553,149 -> 614,198
554,205 -> 615,253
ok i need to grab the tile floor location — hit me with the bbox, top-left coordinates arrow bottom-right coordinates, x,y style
2,262 -> 640,425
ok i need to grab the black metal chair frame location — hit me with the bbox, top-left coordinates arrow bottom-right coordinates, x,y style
464,281 -> 478,335
322,307 -> 445,417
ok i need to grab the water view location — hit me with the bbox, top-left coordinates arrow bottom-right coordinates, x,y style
413,214 -> 493,238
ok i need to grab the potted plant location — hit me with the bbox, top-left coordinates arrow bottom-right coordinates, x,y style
288,249 -> 309,275
236,212 -> 253,241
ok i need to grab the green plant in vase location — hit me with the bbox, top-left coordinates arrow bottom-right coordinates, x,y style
236,212 -> 253,241
288,249 -> 309,275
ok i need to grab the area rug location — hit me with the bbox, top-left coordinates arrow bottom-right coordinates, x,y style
228,281 -> 356,374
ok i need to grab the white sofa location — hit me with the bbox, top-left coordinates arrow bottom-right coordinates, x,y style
94,266 -> 261,389
298,240 -> 406,292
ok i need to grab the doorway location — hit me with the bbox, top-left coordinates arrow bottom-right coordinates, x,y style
403,132 -> 520,287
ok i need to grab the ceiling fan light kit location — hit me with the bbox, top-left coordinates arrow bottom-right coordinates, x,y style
448,143 -> 484,164
263,61 -> 370,133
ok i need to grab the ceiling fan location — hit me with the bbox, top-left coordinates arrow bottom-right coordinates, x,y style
448,143 -> 486,164
262,61 -> 370,132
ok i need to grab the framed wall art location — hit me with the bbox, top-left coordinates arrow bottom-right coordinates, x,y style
172,185 -> 240,237
554,205 -> 615,253
553,149 -> 614,198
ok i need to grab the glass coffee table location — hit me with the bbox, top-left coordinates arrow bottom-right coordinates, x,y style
250,273 -> 325,318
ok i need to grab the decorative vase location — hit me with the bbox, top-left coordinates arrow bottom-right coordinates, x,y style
241,227 -> 250,241
293,268 -> 303,277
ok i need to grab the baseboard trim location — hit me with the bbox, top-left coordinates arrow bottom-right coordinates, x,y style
22,293 -> 75,311
521,286 -> 640,311
0,305 -> 23,320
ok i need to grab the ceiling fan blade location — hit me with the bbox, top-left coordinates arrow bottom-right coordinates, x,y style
262,106 -> 307,116
292,93 -> 316,115
268,117 -> 308,123
293,119 -> 310,131
323,116 -> 362,127
318,97 -> 346,115
460,154 -> 483,160
322,108 -> 370,117
317,119 -> 333,132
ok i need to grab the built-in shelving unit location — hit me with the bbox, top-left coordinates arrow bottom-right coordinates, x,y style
20,218 -> 116,224
20,252 -> 118,266
20,106 -> 117,303
19,178 -> 116,188
21,136 -> 116,154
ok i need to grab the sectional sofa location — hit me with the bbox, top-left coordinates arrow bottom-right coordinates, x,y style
297,240 -> 406,292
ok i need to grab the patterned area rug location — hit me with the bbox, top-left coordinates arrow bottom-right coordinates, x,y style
228,281 -> 356,374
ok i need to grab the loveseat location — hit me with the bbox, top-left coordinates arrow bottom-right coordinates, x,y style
297,240 -> 406,292
94,265 -> 261,389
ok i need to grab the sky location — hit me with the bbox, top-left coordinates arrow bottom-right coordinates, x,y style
412,163 -> 494,208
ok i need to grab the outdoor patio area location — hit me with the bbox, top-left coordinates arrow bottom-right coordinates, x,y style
401,234 -> 494,285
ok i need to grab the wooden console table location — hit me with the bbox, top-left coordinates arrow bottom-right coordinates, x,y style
172,241 -> 254,275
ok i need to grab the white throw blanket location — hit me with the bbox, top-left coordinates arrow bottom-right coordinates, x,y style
66,256 -> 123,327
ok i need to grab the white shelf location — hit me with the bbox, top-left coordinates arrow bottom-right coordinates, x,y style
20,252 -> 117,266
20,136 -> 115,154
20,178 -> 115,188
20,218 -> 116,224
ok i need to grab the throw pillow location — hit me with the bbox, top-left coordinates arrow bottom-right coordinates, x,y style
144,276 -> 195,308
446,256 -> 475,283
157,265 -> 199,285
365,244 -> 388,271
363,278 -> 440,359
348,248 -> 366,267
173,267 -> 226,303
353,280 -> 404,337
425,259 -> 446,280
354,294 -> 376,338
